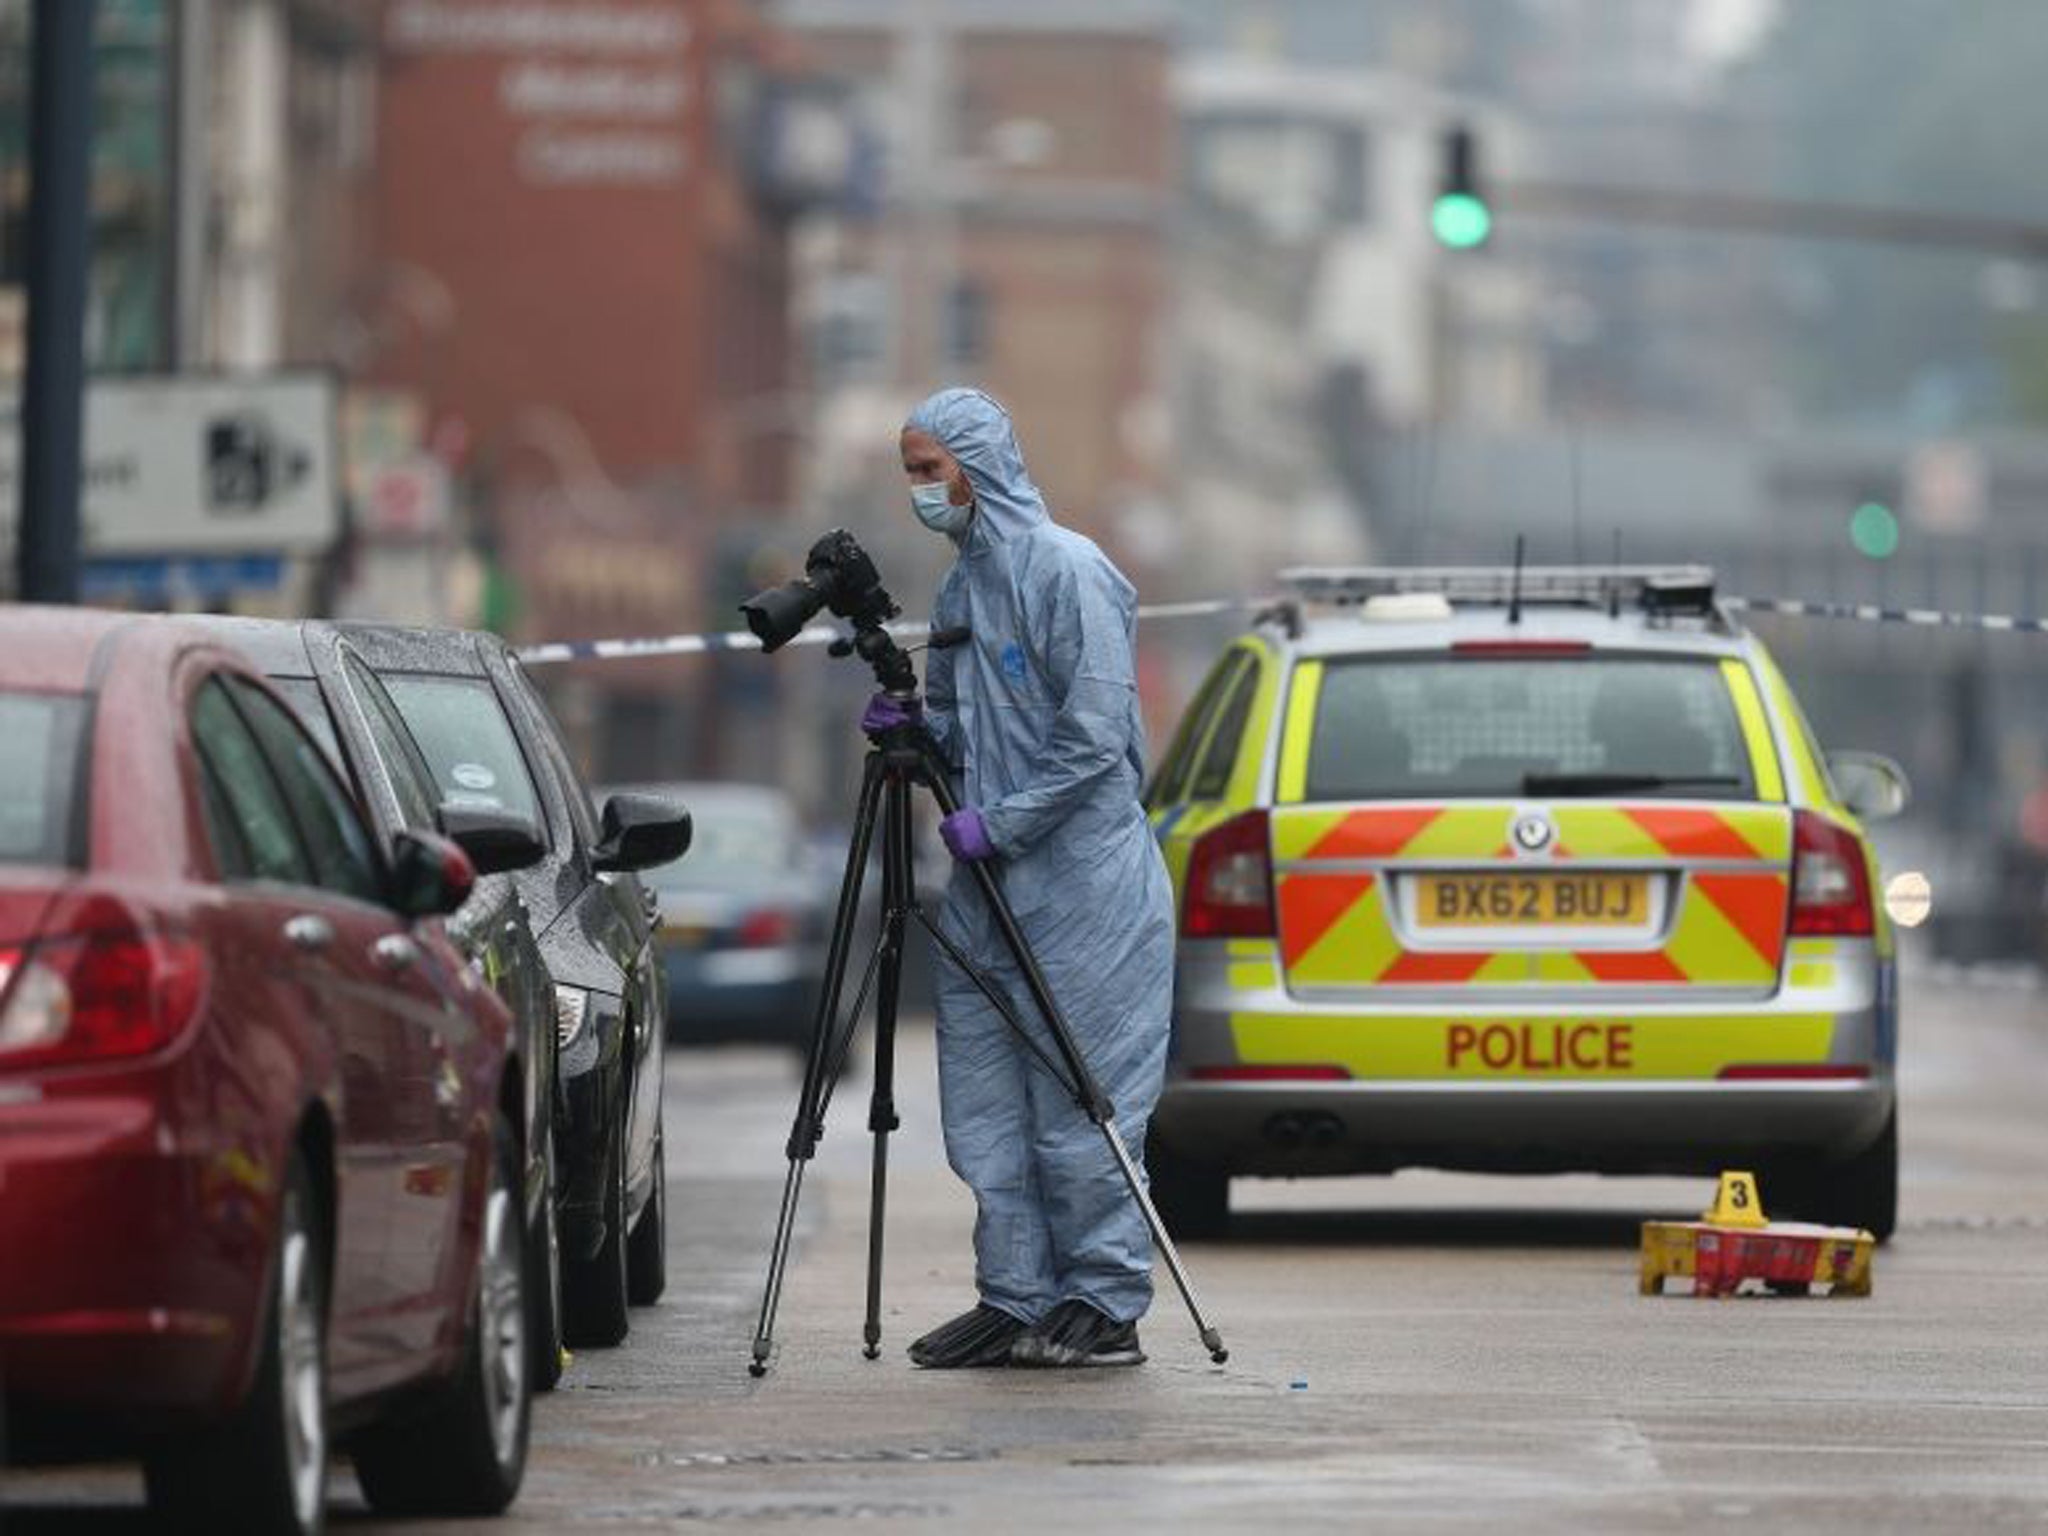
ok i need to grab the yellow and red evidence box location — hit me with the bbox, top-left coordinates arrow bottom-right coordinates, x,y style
1639,1172 -> 1876,1298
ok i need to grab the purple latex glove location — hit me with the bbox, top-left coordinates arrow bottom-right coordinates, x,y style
861,691 -> 921,735
940,808 -> 996,862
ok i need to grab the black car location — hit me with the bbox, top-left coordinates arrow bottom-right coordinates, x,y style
192,616 -> 570,1389
619,780 -> 843,1053
339,624 -> 688,1349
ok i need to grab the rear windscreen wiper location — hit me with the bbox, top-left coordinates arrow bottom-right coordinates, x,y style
1520,772 -> 1744,797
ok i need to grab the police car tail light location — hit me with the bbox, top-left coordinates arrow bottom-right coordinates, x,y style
1184,810 -> 1275,939
1789,811 -> 1874,937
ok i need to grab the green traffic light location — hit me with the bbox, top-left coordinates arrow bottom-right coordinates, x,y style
1849,501 -> 1900,560
1432,192 -> 1492,250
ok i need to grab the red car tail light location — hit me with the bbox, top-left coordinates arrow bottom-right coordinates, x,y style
1184,809 -> 1275,939
1789,810 -> 1874,937
0,913 -> 209,1071
734,908 -> 796,948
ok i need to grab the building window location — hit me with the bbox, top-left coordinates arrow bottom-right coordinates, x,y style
946,278 -> 989,368
813,271 -> 890,388
1189,114 -> 1372,242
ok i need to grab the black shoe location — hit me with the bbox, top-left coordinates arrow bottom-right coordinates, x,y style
1009,1300 -> 1145,1368
907,1304 -> 1030,1369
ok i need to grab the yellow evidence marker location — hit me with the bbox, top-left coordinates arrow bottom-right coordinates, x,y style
1640,1171 -> 1875,1298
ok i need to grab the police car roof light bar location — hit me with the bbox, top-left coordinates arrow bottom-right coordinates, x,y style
1275,565 -> 1720,615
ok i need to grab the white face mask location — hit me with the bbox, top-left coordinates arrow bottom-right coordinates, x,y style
911,479 -> 973,536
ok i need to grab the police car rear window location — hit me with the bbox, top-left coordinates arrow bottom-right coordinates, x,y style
1303,657 -> 1757,802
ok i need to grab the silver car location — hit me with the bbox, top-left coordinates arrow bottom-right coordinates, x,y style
1144,568 -> 1907,1239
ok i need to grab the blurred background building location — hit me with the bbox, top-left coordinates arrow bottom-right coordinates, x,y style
365,0 -> 818,778
9,0 -> 2048,956
776,0 -> 1183,792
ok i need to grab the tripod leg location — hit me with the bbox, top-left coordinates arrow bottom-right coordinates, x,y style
914,749 -> 1230,1366
861,772 -> 915,1359
1095,1113 -> 1229,1364
790,755 -> 885,1147
914,908 -> 1080,1100
750,754 -> 886,1378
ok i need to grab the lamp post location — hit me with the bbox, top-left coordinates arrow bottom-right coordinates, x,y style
15,0 -> 98,603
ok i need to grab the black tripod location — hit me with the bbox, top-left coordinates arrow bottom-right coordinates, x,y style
746,637 -> 1228,1378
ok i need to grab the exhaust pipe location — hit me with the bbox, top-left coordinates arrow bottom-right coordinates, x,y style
1263,1113 -> 1306,1150
1303,1113 -> 1345,1151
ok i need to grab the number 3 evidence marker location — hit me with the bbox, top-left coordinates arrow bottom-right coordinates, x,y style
1639,1171 -> 1875,1298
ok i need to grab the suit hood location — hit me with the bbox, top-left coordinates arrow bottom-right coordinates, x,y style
905,387 -> 1050,552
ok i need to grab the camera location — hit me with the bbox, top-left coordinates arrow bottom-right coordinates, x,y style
741,529 -> 935,698
740,529 -> 900,653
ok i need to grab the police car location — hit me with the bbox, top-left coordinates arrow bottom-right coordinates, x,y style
1145,567 -> 1906,1240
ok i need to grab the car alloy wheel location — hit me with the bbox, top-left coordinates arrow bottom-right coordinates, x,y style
480,1173 -> 529,1467
278,1186 -> 329,1531
564,1106 -> 631,1347
531,1125 -> 566,1390
353,1111 -> 531,1516
626,1129 -> 667,1306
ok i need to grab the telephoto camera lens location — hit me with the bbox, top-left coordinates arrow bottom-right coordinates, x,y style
740,580 -> 824,653
741,528 -> 901,652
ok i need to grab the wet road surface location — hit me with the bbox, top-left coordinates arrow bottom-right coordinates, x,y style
7,959 -> 2047,1532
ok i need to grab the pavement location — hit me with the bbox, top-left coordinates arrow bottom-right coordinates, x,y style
6,958 -> 2048,1533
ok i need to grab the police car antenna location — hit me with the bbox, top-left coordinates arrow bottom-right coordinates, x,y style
1569,431 -> 1586,566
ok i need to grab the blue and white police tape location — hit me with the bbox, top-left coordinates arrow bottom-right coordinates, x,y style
516,593 -> 2048,667
1724,597 -> 2048,634
516,598 -> 1256,666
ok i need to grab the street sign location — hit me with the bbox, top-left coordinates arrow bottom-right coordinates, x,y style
1,373 -> 340,557
81,554 -> 289,605
360,456 -> 453,538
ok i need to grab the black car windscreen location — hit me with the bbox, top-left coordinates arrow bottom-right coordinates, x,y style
380,676 -> 546,827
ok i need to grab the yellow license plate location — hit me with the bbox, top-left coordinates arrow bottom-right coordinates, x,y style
1416,873 -> 1650,928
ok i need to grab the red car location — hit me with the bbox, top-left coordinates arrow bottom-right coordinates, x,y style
0,608 -> 531,1534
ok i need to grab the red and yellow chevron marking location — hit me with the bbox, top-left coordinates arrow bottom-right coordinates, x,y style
1273,802 -> 1793,989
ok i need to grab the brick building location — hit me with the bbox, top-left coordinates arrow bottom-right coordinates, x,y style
786,0 -> 1175,567
370,0 -> 808,774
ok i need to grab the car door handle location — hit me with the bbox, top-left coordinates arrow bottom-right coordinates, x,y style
283,914 -> 335,953
372,933 -> 419,972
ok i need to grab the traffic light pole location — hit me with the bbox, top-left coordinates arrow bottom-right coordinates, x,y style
1500,179 -> 2048,263
15,0 -> 99,605
1433,123 -> 2048,264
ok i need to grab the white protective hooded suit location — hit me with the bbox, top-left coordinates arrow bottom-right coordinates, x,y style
909,386 -> 1175,1325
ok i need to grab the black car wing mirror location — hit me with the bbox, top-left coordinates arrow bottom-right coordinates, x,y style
439,804 -> 549,877
592,792 -> 692,874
